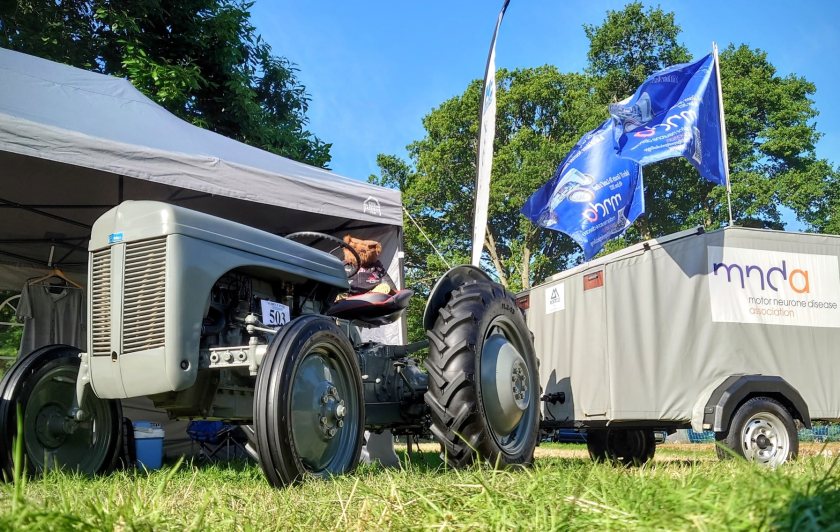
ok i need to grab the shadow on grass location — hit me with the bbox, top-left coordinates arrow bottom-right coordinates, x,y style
161,449 -> 445,478
394,449 -> 445,472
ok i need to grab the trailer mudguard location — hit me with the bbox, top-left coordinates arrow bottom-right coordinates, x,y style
701,375 -> 811,432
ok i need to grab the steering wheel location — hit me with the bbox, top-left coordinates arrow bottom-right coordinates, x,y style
285,231 -> 361,277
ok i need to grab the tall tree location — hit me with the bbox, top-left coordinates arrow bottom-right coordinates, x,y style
0,0 -> 330,166
585,2 -> 690,104
373,68 -> 602,340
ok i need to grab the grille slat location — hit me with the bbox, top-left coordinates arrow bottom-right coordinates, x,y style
90,248 -> 111,357
122,239 -> 167,354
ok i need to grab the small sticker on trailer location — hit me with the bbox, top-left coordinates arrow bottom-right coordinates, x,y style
545,283 -> 565,314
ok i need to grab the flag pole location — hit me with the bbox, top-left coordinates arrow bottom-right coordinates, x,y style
713,42 -> 734,226
470,0 -> 510,267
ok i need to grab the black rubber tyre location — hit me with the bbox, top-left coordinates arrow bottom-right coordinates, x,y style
585,430 -> 609,462
118,417 -> 137,469
586,429 -> 656,466
714,397 -> 798,466
424,281 -> 540,469
0,345 -> 122,479
241,425 -> 259,461
254,315 -> 364,487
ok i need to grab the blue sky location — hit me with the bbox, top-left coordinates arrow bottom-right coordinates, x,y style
252,1 -> 840,184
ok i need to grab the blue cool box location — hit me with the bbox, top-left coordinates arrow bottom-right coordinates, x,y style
133,421 -> 164,470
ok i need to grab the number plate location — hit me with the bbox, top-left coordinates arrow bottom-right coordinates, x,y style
260,300 -> 290,326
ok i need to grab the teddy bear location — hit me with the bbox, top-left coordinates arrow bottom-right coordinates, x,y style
343,235 -> 396,296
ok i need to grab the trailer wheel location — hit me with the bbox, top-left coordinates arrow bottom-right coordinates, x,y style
714,397 -> 797,466
425,281 -> 539,469
254,316 -> 364,487
0,345 -> 122,479
586,429 -> 655,466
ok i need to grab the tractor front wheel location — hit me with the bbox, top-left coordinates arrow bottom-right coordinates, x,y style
254,316 -> 364,487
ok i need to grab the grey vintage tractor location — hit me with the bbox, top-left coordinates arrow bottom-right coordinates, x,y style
0,201 -> 540,487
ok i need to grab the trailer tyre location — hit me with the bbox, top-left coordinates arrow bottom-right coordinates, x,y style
425,281 -> 539,469
586,429 -> 655,466
0,345 -> 122,479
254,315 -> 364,487
714,397 -> 798,467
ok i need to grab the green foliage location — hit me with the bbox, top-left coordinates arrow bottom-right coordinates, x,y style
374,3 -> 838,340
374,68 -> 602,339
1,445 -> 840,529
585,2 -> 690,103
0,0 -> 330,166
0,291 -> 22,365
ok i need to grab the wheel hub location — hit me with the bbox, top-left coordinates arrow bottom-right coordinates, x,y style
742,413 -> 788,467
35,406 -> 70,448
510,360 -> 529,409
317,385 -> 345,439
480,333 -> 531,437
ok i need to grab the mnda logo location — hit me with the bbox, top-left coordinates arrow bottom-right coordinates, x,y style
713,260 -> 810,294
549,287 -> 562,305
583,193 -> 622,223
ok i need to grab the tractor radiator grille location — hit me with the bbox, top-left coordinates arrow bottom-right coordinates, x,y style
122,238 -> 167,354
90,248 -> 112,357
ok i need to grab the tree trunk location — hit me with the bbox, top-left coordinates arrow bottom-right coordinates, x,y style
521,242 -> 531,290
485,227 -> 509,288
638,216 -> 653,241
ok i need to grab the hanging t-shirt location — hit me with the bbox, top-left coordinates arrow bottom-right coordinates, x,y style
16,283 -> 85,356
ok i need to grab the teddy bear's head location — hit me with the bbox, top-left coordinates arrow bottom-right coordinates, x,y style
343,235 -> 382,267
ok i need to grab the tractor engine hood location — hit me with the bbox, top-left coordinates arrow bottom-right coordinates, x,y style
90,200 -> 349,289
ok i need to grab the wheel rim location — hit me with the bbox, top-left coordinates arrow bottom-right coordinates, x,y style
479,316 -> 537,456
741,412 -> 790,467
23,364 -> 116,474
290,341 -> 360,475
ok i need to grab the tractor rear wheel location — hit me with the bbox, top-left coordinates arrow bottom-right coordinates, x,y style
425,281 -> 539,469
254,315 -> 364,487
0,345 -> 122,479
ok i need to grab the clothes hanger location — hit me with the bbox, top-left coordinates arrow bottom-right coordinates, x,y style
25,245 -> 84,289
26,268 -> 83,289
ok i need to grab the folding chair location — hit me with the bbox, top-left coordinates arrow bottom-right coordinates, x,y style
187,421 -> 249,461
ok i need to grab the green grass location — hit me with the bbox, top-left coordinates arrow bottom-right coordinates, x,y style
2,443 -> 840,531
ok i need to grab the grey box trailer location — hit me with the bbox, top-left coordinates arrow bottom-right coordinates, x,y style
523,225 -> 840,466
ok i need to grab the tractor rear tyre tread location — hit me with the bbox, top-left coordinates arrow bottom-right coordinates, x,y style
424,281 -> 539,469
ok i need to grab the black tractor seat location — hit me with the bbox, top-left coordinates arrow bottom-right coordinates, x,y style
326,289 -> 413,327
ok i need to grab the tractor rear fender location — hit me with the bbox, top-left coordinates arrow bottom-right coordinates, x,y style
692,375 -> 811,433
422,265 -> 494,330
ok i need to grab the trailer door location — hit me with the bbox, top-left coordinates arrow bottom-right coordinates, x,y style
575,269 -> 609,417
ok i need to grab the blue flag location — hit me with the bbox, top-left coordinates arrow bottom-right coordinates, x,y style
610,53 -> 727,185
521,119 -> 645,260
